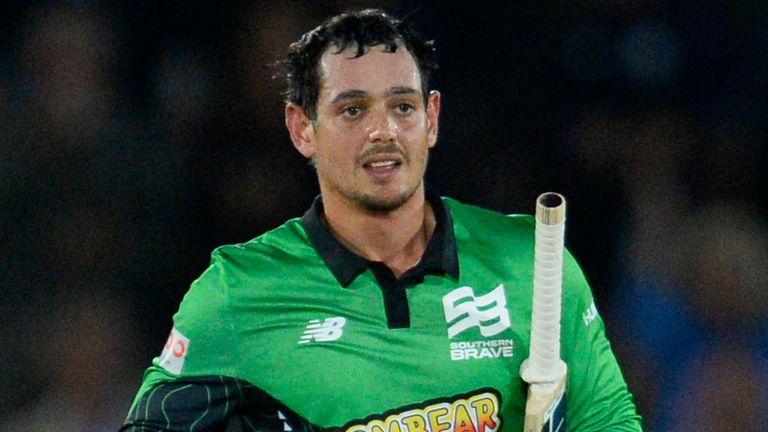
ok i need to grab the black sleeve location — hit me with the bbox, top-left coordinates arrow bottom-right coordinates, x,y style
120,375 -> 328,432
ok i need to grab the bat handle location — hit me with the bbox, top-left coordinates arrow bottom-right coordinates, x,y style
521,192 -> 567,384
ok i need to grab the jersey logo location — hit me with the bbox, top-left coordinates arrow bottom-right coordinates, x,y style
298,317 -> 346,344
158,327 -> 189,374
342,389 -> 502,432
442,284 -> 511,338
583,300 -> 598,326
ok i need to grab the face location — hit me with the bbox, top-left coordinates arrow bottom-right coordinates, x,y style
287,44 -> 440,213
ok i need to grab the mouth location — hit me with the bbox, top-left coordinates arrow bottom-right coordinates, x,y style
364,160 -> 401,169
361,154 -> 404,179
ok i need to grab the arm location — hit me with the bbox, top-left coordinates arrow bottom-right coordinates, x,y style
122,251 -> 244,431
121,375 -> 245,431
562,250 -> 643,431
121,374 -> 318,432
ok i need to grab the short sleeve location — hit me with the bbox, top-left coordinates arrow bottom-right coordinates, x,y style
125,251 -> 242,416
561,250 -> 643,431
164,250 -> 241,377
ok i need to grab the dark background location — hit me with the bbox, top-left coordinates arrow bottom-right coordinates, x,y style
1,1 -> 767,430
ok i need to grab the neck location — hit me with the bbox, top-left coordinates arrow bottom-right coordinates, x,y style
321,186 -> 436,278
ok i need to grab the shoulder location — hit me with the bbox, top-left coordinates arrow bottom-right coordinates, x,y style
199,217 -> 319,286
214,217 -> 311,262
177,217 -> 324,318
441,196 -> 535,239
440,197 -> 537,277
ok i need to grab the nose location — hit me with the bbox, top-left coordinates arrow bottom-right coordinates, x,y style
367,111 -> 397,143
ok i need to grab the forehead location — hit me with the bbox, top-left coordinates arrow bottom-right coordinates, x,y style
317,45 -> 422,99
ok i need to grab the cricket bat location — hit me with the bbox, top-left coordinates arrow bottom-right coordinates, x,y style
519,192 -> 568,432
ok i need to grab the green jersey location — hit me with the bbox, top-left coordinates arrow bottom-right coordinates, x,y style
122,190 -> 641,431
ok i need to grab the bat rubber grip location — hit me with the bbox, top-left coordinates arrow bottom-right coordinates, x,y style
521,192 -> 567,384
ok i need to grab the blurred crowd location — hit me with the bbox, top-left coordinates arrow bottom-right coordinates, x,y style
1,1 -> 766,431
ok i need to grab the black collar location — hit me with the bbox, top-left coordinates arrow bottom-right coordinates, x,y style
301,187 -> 460,287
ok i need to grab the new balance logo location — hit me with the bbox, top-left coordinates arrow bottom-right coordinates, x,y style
442,284 -> 511,338
298,317 -> 346,344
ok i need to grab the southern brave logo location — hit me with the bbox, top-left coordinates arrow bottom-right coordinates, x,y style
298,317 -> 346,344
442,284 -> 511,338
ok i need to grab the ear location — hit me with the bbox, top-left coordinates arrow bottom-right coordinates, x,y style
285,103 -> 316,158
426,90 -> 441,149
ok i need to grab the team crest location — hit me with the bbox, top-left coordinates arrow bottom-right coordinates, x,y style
442,285 -> 514,361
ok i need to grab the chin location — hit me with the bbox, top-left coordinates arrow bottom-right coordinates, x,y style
356,188 -> 417,214
359,199 -> 407,214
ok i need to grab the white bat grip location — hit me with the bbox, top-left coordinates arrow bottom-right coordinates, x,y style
521,193 -> 567,384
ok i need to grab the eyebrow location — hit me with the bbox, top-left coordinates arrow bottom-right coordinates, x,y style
330,86 -> 420,104
331,90 -> 368,104
387,86 -> 419,96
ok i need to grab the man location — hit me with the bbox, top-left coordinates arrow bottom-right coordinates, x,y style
122,9 -> 641,431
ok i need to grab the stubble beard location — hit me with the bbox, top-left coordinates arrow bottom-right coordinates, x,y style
316,140 -> 429,214
349,183 -> 421,214
319,157 -> 427,215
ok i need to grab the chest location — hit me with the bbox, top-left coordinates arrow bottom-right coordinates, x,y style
231,269 -> 533,430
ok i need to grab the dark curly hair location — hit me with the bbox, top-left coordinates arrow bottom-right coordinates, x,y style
279,9 -> 438,120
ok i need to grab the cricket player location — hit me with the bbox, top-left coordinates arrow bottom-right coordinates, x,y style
121,9 -> 641,431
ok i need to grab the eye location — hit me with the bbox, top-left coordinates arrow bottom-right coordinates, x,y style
342,106 -> 363,118
395,103 -> 415,115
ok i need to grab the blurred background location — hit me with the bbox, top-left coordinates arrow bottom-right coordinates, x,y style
1,0 -> 766,430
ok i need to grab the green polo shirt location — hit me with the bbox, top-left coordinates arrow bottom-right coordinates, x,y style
122,190 -> 641,431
